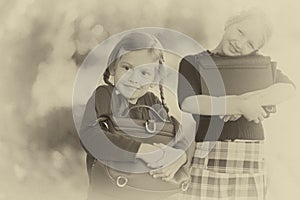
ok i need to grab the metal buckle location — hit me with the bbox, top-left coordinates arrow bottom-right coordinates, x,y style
116,176 -> 128,187
181,181 -> 189,192
145,120 -> 156,133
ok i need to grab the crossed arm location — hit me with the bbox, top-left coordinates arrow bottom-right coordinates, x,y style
178,55 -> 296,123
180,82 -> 296,123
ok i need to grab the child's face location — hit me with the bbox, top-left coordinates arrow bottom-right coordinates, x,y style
219,17 -> 266,56
112,50 -> 159,102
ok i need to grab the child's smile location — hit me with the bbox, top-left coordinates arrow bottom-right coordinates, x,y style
217,17 -> 266,56
229,41 -> 240,54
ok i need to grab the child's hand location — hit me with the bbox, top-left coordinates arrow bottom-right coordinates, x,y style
149,144 -> 187,182
239,96 -> 267,123
219,114 -> 242,122
146,143 -> 185,169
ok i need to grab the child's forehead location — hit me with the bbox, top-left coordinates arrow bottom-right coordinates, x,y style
237,17 -> 265,28
236,18 -> 266,48
119,49 -> 159,63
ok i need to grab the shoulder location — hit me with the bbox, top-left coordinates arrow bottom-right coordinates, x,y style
94,85 -> 114,101
95,85 -> 112,94
180,51 -> 210,68
92,85 -> 115,114
95,85 -> 113,96
181,51 -> 207,63
210,52 -> 272,66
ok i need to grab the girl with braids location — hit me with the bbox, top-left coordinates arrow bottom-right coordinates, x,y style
80,32 -> 192,200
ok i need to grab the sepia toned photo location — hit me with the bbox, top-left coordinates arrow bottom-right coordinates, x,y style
1,0 -> 299,200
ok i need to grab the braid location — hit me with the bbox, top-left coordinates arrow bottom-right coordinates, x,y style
159,83 -> 169,114
157,58 -> 169,114
103,67 -> 113,87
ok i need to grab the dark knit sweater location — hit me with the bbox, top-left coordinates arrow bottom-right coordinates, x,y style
177,51 -> 294,142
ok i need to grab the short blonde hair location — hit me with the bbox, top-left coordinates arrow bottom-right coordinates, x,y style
225,9 -> 273,49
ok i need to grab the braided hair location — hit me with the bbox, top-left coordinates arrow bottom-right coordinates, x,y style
104,32 -> 169,114
157,60 -> 169,114
103,67 -> 113,87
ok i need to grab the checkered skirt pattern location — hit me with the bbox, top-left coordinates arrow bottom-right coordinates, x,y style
183,141 -> 266,200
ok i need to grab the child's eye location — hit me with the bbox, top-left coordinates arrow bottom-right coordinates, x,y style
121,65 -> 130,71
141,71 -> 150,76
238,29 -> 243,35
248,42 -> 255,50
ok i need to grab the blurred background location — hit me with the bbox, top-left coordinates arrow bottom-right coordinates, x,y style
0,0 -> 299,199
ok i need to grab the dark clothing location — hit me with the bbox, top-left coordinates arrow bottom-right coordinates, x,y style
80,85 -> 171,162
80,84 -> 190,200
177,51 -> 295,142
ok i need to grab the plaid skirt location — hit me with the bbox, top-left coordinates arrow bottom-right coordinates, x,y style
182,141 -> 266,200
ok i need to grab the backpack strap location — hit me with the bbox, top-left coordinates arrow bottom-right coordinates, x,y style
120,105 -> 169,122
85,85 -> 114,183
86,150 -> 96,183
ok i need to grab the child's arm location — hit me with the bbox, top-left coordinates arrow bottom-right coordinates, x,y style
140,94 -> 195,178
149,142 -> 195,182
180,82 -> 295,123
148,113 -> 195,181
136,143 -> 164,164
241,69 -> 296,104
181,95 -> 242,115
178,56 -> 295,123
149,143 -> 187,181
181,94 -> 267,123
241,83 -> 295,106
221,69 -> 296,122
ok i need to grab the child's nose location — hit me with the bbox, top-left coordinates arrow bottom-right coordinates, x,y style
237,37 -> 247,49
128,71 -> 139,84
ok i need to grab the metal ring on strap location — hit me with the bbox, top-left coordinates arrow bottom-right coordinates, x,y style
145,120 -> 156,133
116,176 -> 128,188
181,181 -> 190,192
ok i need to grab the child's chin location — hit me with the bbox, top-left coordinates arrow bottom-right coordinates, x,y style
224,51 -> 239,57
122,93 -> 134,99
122,92 -> 138,100
221,47 -> 237,57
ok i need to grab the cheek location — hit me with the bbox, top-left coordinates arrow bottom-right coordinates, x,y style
222,42 -> 231,53
114,71 -> 128,82
223,32 -> 232,40
113,74 -> 120,85
140,84 -> 151,91
219,37 -> 230,50
140,75 -> 156,85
